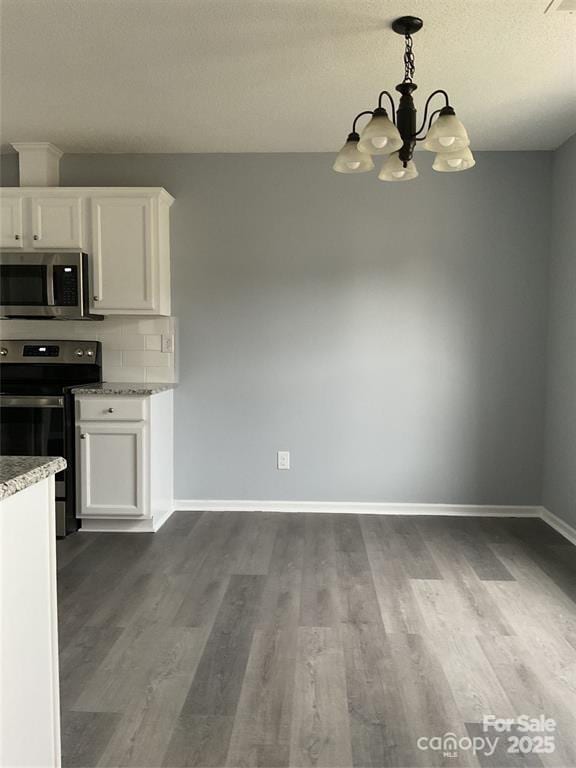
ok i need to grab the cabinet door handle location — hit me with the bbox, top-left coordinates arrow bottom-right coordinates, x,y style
14,234 -> 21,240
93,296 -> 100,302
80,433 -> 87,439
107,408 -> 114,413
33,234 -> 40,240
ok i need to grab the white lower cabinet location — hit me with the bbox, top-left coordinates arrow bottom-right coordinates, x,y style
76,390 -> 173,532
79,422 -> 147,518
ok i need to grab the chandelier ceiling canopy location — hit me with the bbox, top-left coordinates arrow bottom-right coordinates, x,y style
334,16 -> 474,181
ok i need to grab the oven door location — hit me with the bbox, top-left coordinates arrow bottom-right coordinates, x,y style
0,395 -> 68,535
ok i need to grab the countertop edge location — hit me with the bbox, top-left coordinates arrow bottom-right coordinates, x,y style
71,383 -> 176,396
0,457 -> 67,502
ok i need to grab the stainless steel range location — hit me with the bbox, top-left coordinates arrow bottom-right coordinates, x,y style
0,339 -> 102,536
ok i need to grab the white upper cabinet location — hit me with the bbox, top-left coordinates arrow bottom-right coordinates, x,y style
31,196 -> 83,249
0,187 -> 173,316
0,196 -> 24,247
90,191 -> 172,315
91,196 -> 155,312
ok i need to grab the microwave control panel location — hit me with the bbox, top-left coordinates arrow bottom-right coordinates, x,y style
54,265 -> 79,307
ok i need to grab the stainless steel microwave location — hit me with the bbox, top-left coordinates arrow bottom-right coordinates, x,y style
0,252 -> 102,320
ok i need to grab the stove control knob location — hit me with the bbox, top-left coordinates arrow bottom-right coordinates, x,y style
74,349 -> 84,357
85,349 -> 94,357
0,347 -> 8,356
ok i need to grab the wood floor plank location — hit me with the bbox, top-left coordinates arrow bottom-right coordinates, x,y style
481,579 -> 576,706
340,622 -> 412,767
491,539 -> 576,651
385,632 -> 478,768
232,511 -> 280,575
61,711 -> 120,768
289,626 -> 353,768
445,521 -> 515,581
429,632 -> 514,722
478,634 -> 576,768
226,627 -> 296,767
57,531 -> 99,571
162,715 -> 234,768
360,515 -> 426,634
299,515 -> 339,627
82,570 -> 156,629
73,625 -> 198,714
257,514 -> 304,629
59,624 -> 124,711
57,535 -> 154,648
333,514 -> 368,553
178,575 -> 265,717
95,627 -> 207,768
387,517 -> 443,580
415,527 -> 513,637
123,511 -> 205,577
173,511 -> 246,575
335,548 -> 384,627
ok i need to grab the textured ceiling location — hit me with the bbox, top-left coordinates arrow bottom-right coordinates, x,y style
0,0 -> 575,153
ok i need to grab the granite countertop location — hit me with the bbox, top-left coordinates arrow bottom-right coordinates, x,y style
71,383 -> 176,396
0,456 -> 67,501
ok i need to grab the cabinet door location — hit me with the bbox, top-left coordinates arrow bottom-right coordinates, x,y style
91,196 -> 156,312
31,197 -> 83,248
78,422 -> 148,517
0,196 -> 24,248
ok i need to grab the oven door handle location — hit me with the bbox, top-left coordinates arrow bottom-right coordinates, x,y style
0,395 -> 64,408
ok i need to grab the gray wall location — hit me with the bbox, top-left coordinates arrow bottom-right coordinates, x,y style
2,151 -> 552,504
544,133 -> 576,527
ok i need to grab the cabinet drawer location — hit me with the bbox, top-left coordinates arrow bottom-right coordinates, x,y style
77,397 -> 146,422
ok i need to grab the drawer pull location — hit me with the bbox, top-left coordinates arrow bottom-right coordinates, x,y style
107,407 -> 114,413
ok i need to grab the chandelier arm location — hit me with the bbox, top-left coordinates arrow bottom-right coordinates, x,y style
377,91 -> 397,123
352,110 -> 374,134
413,89 -> 450,137
415,108 -> 442,141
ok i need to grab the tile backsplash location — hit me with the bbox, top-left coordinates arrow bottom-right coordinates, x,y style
0,316 -> 178,383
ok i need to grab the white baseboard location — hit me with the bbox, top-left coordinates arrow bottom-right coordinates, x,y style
80,501 -> 576,544
540,507 -> 576,547
79,506 -> 173,533
173,499 -> 541,518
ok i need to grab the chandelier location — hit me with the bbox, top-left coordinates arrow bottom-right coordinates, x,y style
333,16 -> 474,180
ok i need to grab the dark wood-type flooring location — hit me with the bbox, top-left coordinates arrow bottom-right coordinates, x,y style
56,512 -> 576,768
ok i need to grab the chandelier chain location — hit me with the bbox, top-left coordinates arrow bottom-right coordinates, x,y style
403,34 -> 415,83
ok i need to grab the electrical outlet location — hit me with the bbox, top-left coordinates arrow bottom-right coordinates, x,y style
161,334 -> 174,353
277,450 -> 290,470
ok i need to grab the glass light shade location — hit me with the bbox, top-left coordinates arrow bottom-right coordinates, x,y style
433,146 -> 476,172
358,111 -> 403,156
378,154 -> 418,182
423,113 -> 470,153
333,137 -> 374,173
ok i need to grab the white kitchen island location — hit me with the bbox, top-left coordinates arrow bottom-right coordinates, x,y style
0,456 -> 66,768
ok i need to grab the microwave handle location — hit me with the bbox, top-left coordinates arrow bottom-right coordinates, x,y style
46,263 -> 55,306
